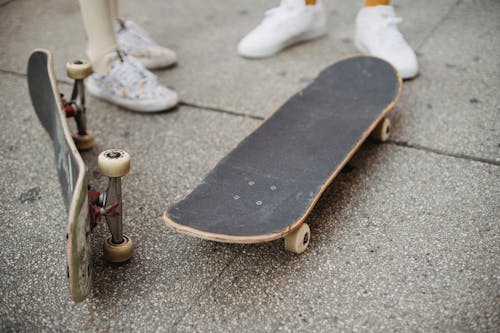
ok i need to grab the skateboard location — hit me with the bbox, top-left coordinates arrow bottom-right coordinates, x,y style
27,49 -> 133,302
164,55 -> 402,254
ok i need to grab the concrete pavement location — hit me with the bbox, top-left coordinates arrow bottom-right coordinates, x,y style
0,0 -> 498,331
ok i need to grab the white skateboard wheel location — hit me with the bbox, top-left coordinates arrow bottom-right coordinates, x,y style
284,223 -> 310,254
103,235 -> 133,263
66,60 -> 92,80
98,149 -> 131,178
370,117 -> 391,142
72,131 -> 94,151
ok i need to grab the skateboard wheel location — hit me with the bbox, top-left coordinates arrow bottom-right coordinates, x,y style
370,117 -> 391,142
72,131 -> 95,151
66,60 -> 92,80
98,149 -> 131,178
103,235 -> 133,263
284,223 -> 310,254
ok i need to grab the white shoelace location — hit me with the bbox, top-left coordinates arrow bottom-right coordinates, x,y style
264,0 -> 305,18
117,21 -> 156,47
126,22 -> 154,43
378,17 -> 406,47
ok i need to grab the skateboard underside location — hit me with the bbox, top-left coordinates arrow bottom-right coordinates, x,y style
27,50 -> 92,302
164,55 -> 402,243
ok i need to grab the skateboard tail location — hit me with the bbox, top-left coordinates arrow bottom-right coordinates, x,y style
163,211 -> 290,244
28,49 -> 63,141
68,176 -> 92,303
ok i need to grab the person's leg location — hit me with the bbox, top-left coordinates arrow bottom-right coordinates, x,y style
78,0 -> 178,111
237,0 -> 327,58
109,0 -> 177,69
78,0 -> 118,74
109,0 -> 119,20
355,0 -> 418,79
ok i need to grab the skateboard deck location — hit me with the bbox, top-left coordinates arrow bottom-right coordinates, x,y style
27,49 -> 92,302
163,55 -> 402,248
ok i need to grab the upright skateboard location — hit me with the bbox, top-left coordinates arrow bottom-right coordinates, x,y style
28,49 -> 133,302
164,55 -> 402,254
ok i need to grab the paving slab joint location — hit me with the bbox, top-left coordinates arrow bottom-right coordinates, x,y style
388,140 -> 500,166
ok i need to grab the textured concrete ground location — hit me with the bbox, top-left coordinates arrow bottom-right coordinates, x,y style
0,0 -> 498,332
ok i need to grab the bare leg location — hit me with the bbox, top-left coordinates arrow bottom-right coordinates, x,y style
107,0 -> 177,69
78,0 -> 118,74
109,0 -> 119,21
77,0 -> 178,111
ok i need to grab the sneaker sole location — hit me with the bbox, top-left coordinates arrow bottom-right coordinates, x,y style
137,57 -> 177,70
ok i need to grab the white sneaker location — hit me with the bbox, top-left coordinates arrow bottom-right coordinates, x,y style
115,19 -> 177,69
86,51 -> 179,112
238,0 -> 327,58
355,5 -> 418,79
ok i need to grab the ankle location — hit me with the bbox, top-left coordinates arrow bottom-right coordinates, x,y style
89,48 -> 119,75
364,0 -> 390,7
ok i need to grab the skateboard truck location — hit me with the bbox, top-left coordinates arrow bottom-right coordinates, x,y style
64,60 -> 94,150
65,60 -> 133,262
88,149 -> 134,263
64,60 -> 133,262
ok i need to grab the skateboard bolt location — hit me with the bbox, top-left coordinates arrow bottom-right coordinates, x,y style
105,151 -> 122,159
303,233 -> 309,245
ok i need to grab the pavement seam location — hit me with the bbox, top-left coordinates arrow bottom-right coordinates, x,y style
180,101 -> 264,120
6,57 -> 496,167
0,68 -> 261,121
0,68 -> 73,86
387,140 -> 500,166
415,0 -> 461,50
0,68 -> 26,78
170,253 -> 238,330
0,0 -> 15,8
178,103 -> 498,166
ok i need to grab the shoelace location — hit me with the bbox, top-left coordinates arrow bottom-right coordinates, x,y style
378,17 -> 406,47
118,22 -> 156,47
109,54 -> 157,88
264,0 -> 304,18
126,55 -> 157,81
264,6 -> 287,18
127,22 -> 154,42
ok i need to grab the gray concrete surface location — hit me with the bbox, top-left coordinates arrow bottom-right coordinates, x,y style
0,0 -> 498,332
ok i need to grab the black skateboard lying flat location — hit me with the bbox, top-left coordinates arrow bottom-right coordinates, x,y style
163,55 -> 402,253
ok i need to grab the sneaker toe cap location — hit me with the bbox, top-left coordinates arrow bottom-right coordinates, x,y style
155,86 -> 179,108
237,32 -> 279,58
392,53 -> 418,79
